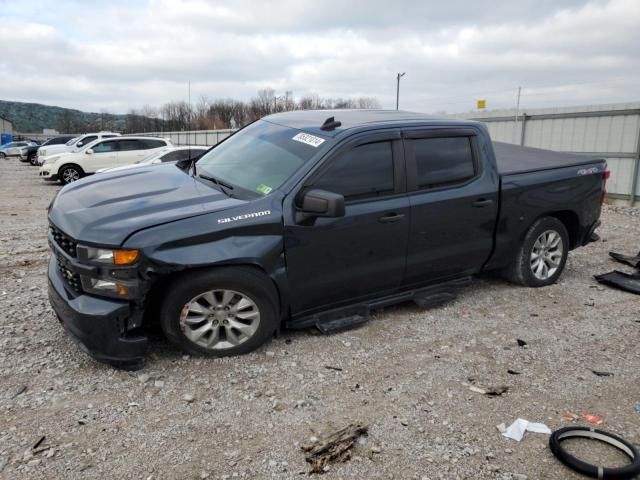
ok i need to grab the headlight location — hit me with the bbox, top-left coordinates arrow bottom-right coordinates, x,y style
80,277 -> 137,298
44,155 -> 60,165
84,247 -> 139,265
40,149 -> 46,156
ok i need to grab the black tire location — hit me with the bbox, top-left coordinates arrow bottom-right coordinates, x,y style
0,152 -> 6,159
29,154 -> 38,166
59,164 -> 84,185
505,216 -> 569,287
160,266 -> 279,357
549,426 -> 640,479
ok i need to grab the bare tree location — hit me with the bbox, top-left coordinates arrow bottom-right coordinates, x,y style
356,97 -> 381,109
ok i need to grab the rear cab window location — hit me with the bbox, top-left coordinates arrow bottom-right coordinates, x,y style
404,131 -> 478,191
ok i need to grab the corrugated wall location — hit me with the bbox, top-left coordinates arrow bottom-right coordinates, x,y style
458,103 -> 640,204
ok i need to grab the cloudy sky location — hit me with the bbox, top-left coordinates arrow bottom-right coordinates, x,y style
1,0 -> 639,114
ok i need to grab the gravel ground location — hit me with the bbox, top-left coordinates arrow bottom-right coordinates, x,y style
0,159 -> 639,480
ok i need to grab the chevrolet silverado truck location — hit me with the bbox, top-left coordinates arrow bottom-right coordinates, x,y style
47,110 -> 608,369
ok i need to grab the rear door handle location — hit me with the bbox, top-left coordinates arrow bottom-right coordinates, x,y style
472,199 -> 494,208
379,213 -> 405,223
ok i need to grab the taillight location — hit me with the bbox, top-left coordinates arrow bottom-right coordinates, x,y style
601,169 -> 610,205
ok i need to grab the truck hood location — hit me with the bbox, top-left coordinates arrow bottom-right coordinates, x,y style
48,164 -> 245,246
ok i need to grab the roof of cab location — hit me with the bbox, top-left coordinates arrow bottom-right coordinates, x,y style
263,109 -> 476,137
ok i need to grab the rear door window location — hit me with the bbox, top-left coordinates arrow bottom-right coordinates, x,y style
117,139 -> 144,151
409,137 -> 476,189
140,139 -> 167,149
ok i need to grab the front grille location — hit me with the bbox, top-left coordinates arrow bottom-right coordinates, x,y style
55,256 -> 82,293
49,224 -> 77,257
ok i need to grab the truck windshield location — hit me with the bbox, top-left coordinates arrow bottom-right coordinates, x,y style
196,120 -> 327,196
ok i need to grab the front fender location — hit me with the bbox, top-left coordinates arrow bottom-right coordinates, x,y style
123,193 -> 290,317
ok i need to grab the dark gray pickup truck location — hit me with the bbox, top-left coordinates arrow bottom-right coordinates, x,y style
46,110 -> 608,368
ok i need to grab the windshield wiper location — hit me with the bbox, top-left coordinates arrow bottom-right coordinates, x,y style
198,173 -> 235,197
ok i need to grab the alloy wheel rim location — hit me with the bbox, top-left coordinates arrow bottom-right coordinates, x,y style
63,168 -> 80,183
180,289 -> 260,350
531,229 -> 563,280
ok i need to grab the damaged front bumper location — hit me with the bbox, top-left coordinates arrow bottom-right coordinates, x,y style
48,255 -> 148,369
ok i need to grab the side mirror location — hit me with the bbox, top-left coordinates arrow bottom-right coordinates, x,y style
299,189 -> 345,219
77,142 -> 84,147
152,159 -> 161,164
85,149 -> 94,155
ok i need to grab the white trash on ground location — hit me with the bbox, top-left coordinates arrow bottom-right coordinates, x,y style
501,418 -> 552,441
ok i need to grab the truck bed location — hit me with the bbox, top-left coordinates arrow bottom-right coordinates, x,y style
494,142 -> 603,175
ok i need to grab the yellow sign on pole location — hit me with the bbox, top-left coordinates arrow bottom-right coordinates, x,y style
477,99 -> 486,110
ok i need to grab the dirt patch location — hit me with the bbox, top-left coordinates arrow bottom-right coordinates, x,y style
1,160 -> 639,479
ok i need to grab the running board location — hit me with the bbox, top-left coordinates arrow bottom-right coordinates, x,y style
315,306 -> 370,334
289,276 -> 472,332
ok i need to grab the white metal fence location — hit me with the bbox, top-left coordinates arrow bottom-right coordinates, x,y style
140,129 -> 236,147
455,103 -> 640,205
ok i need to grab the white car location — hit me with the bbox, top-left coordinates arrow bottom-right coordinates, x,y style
39,136 -> 172,184
96,146 -> 209,173
37,132 -> 121,165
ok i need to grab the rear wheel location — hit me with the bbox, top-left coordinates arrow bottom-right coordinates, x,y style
160,267 -> 279,357
59,165 -> 84,184
0,152 -> 6,159
505,216 -> 569,287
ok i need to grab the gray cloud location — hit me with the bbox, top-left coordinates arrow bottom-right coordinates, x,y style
0,0 -> 638,114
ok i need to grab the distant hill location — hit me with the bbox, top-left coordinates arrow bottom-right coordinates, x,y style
0,100 -> 164,133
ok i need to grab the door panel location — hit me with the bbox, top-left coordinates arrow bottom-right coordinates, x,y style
403,132 -> 499,285
284,196 -> 411,314
85,141 -> 118,172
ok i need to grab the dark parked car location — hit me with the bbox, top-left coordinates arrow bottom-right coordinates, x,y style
46,110 -> 608,368
25,135 -> 76,165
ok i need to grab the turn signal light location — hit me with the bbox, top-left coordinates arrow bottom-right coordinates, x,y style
113,249 -> 139,265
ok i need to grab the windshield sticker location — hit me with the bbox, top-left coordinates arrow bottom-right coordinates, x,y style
256,184 -> 273,195
217,210 -> 272,224
292,132 -> 325,147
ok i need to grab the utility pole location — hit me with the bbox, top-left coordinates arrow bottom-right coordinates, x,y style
513,86 -> 522,144
396,72 -> 406,110
187,80 -> 191,131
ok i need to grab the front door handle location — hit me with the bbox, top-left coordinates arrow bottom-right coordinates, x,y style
379,213 -> 405,223
472,198 -> 494,208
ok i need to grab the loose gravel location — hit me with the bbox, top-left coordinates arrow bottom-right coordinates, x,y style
0,159 -> 639,480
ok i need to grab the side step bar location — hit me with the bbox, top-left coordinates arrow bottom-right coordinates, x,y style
290,276 -> 472,333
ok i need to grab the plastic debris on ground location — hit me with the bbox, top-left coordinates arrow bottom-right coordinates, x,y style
580,413 -> 604,425
561,412 -> 579,421
501,418 -> 552,441
634,404 -> 640,413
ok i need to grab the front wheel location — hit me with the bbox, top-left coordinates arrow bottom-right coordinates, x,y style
505,216 -> 569,287
160,267 -> 279,357
59,165 -> 84,184
29,154 -> 38,166
0,152 -> 6,159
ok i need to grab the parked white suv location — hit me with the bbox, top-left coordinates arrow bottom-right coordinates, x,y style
39,136 -> 172,184
37,132 -> 121,165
